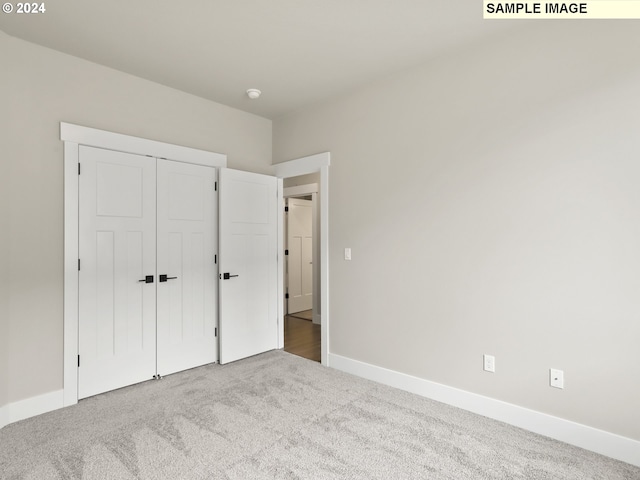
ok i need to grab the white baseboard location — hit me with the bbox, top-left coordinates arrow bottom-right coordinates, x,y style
328,353 -> 640,468
0,389 -> 64,428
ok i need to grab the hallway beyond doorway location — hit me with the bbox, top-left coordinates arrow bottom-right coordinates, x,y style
284,311 -> 320,362
287,310 -> 313,321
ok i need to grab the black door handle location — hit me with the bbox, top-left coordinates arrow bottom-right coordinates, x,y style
159,275 -> 178,282
223,273 -> 239,280
138,275 -> 154,283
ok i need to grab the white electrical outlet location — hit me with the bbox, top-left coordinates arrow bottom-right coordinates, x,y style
550,368 -> 564,389
483,354 -> 495,373
344,248 -> 352,260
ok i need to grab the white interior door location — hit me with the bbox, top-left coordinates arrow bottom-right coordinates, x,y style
78,146 -> 157,399
156,160 -> 217,376
287,198 -> 313,313
219,168 -> 278,364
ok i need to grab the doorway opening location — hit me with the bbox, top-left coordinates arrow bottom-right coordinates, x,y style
284,313 -> 321,362
283,179 -> 319,361
274,152 -> 330,365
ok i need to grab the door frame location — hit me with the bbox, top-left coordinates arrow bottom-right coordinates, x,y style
61,122 -> 226,407
273,153 -> 330,365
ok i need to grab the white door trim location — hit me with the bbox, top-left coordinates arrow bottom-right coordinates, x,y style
63,141 -> 80,407
61,123 -> 227,167
283,183 -> 318,197
273,153 -> 330,366
62,123 -> 227,407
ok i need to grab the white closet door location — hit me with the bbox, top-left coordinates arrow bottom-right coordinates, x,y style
78,146 -> 157,399
287,198 -> 313,313
219,168 -> 278,364
156,160 -> 217,376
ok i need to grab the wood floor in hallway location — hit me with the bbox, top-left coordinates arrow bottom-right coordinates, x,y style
284,311 -> 320,362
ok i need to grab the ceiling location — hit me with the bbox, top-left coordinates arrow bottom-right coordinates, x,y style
0,1 -> 509,119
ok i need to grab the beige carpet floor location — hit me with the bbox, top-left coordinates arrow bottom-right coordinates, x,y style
0,350 -> 638,479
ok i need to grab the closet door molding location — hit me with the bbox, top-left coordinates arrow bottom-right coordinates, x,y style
61,123 -> 226,167
62,122 -> 227,407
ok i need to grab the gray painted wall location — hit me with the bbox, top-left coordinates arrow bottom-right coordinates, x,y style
273,23 -> 640,441
0,201 -> 6,411
283,173 -> 320,189
1,31 -> 272,406
1,33 -> 12,411
0,49 -> 8,409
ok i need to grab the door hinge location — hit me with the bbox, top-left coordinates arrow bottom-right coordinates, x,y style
215,181 -> 217,191
78,259 -> 81,271
285,206 -> 289,212
215,327 -> 218,337
78,163 -> 81,175
285,293 -> 289,299
285,249 -> 289,256
77,355 -> 80,367
214,254 -> 217,264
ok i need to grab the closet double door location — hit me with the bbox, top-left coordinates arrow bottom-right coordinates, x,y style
78,146 -> 217,399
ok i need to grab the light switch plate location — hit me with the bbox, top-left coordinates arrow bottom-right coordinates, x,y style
344,248 -> 352,260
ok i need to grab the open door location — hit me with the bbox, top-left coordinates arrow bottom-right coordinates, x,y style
219,168 -> 278,364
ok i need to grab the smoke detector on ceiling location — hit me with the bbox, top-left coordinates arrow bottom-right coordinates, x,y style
246,89 -> 261,100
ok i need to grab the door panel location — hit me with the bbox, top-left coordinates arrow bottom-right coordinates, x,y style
78,146 -> 157,399
287,198 -> 313,313
95,162 -> 144,217
156,160 -> 217,376
219,168 -> 278,364
79,151 -> 275,393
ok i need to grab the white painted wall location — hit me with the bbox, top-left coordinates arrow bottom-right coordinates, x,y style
0,30 -> 271,409
273,22 -> 640,442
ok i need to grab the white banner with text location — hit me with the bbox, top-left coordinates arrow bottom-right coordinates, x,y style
484,1 -> 640,18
